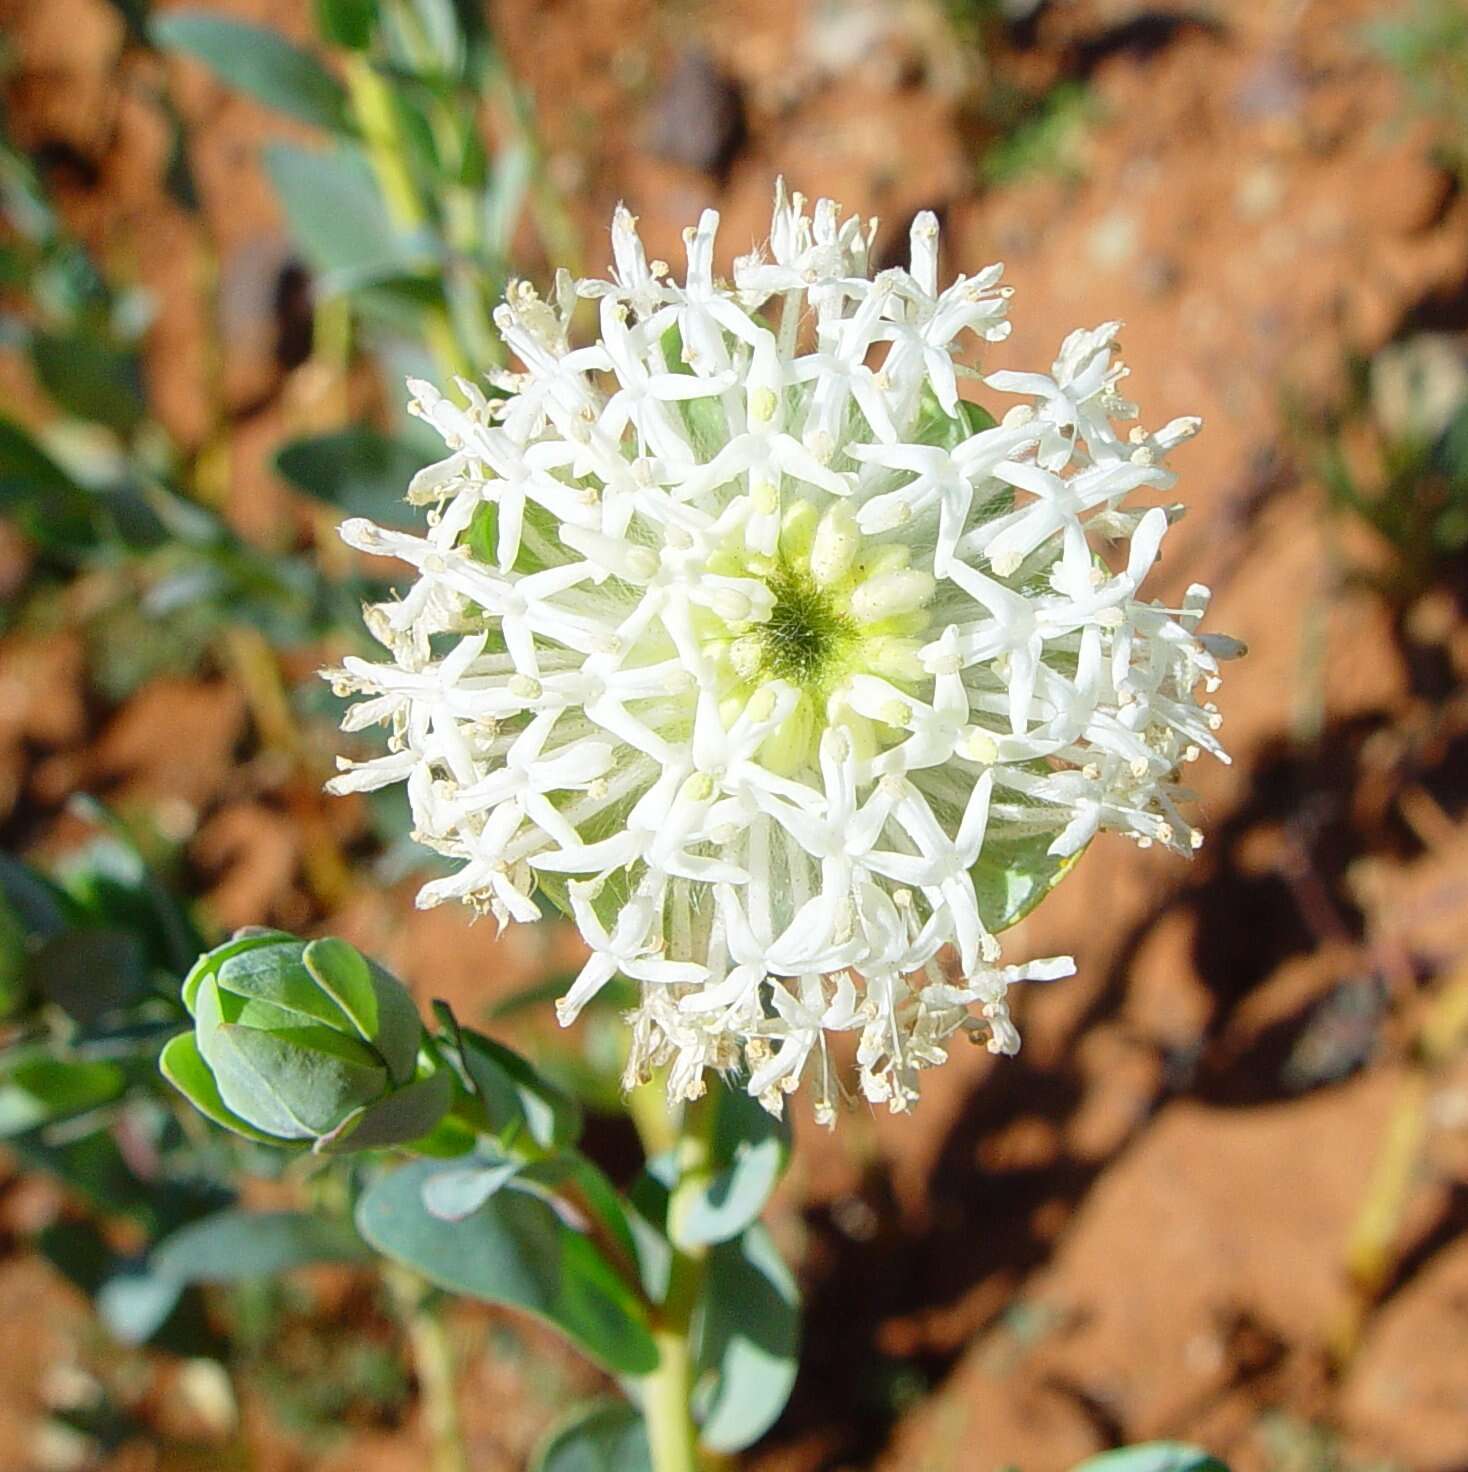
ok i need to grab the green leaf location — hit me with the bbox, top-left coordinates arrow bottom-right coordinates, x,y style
38,1219 -> 116,1298
405,0 -> 466,78
914,387 -> 998,450
421,1158 -> 521,1221
159,1032 -> 286,1146
0,898 -> 27,1019
1070,1446 -> 1230,1472
357,1159 -> 658,1375
0,415 -> 100,551
517,1152 -> 643,1285
0,853 -> 75,939
319,1067 -> 453,1152
300,936 -> 380,1040
463,497 -> 557,575
314,0 -> 377,49
208,1019 -> 387,1138
483,139 -> 532,259
981,82 -> 1097,189
29,928 -> 150,1024
275,426 -> 429,526
151,11 -> 350,132
436,1005 -> 582,1152
206,933 -> 422,1088
264,143 -> 420,287
679,1078 -> 790,1248
213,938 -> 345,1029
972,823 -> 1083,934
0,1056 -> 128,1136
531,1399 -> 651,1472
30,333 -> 147,437
152,1208 -> 371,1282
181,927 -> 294,1014
12,1127 -> 228,1234
38,1219 -> 195,1347
96,1266 -> 189,1346
56,806 -> 206,975
693,1223 -> 800,1453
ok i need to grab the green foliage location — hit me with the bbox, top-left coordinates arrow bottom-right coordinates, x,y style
264,142 -> 424,288
315,0 -> 379,52
973,822 -> 1082,932
981,83 -> 1098,188
152,1208 -> 373,1281
27,928 -> 151,1024
151,11 -> 353,132
0,416 -> 112,555
1304,338 -> 1468,604
693,1223 -> 800,1452
29,332 -> 148,437
167,931 -> 451,1151
629,1118 -> 801,1453
433,997 -> 583,1152
419,1157 -> 523,1219
156,927 -> 805,1446
150,0 -> 562,374
39,1219 -> 205,1350
276,425 -> 433,525
0,841 -> 244,1351
356,1157 -> 660,1374
0,1055 -> 128,1135
0,4 -> 838,1454
678,1079 -> 790,1248
1369,0 -> 1468,182
531,1399 -> 651,1472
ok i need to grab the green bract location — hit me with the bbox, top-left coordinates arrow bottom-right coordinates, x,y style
161,929 -> 451,1152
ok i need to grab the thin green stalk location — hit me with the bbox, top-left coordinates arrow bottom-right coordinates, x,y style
386,1266 -> 469,1472
646,1257 -> 702,1472
631,1086 -> 718,1472
341,53 -> 470,380
385,0 -> 502,369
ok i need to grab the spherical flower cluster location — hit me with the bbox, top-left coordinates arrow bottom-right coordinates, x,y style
326,182 -> 1238,1120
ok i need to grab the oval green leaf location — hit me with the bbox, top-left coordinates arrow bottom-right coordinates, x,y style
357,1159 -> 657,1375
276,427 -> 430,527
152,1208 -> 371,1283
263,143 -> 419,288
151,12 -> 350,132
678,1080 -> 790,1248
159,1032 -> 286,1146
531,1399 -> 651,1472
692,1223 -> 800,1452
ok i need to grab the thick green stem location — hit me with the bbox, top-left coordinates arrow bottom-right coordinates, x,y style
632,1086 -> 718,1472
646,1195 -> 709,1472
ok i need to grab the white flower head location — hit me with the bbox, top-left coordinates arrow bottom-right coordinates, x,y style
327,182 -> 1238,1119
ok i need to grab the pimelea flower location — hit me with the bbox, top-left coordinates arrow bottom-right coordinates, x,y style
327,182 -> 1239,1120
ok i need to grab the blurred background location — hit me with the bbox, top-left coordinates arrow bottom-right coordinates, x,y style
1,0 -> 1467,1468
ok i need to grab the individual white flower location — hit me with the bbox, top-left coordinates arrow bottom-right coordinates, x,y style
326,181 -> 1239,1118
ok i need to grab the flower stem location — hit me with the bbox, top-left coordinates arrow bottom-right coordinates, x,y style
341,53 -> 470,381
632,1085 -> 719,1472
385,1266 -> 469,1472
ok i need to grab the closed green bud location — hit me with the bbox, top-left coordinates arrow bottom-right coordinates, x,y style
161,929 -> 451,1153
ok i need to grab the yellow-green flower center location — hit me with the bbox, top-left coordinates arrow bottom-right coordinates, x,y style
757,562 -> 858,692
699,495 -> 938,772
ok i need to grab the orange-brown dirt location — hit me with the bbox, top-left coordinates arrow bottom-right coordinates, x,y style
3,0 -> 1468,1469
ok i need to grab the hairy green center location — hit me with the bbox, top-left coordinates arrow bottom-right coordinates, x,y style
758,564 -> 856,691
